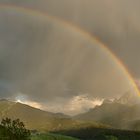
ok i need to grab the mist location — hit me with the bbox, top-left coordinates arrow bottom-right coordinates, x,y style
1,0 -> 140,78
0,7 -> 137,114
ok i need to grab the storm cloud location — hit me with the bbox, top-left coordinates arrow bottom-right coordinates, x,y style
1,0 -> 140,77
0,8 -> 135,100
0,1 -> 139,114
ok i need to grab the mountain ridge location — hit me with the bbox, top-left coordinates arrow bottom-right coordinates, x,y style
0,91 -> 140,131
74,92 -> 140,130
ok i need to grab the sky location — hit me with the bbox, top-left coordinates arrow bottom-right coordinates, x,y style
0,0 -> 140,115
5,0 -> 139,78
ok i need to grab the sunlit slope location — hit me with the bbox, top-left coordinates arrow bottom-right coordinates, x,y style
0,100 -> 75,131
0,100 -> 108,131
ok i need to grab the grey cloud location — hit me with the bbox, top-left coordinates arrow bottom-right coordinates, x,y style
0,80 -> 17,99
0,8 -> 135,104
1,0 -> 139,77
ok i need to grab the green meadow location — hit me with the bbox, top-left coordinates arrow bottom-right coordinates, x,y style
31,133 -> 79,140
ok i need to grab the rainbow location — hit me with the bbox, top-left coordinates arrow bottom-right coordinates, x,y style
0,3 -> 139,95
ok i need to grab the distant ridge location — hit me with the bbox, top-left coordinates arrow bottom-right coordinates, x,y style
0,99 -> 75,131
0,99 -> 9,102
1,91 -> 140,131
114,90 -> 140,105
74,92 -> 140,130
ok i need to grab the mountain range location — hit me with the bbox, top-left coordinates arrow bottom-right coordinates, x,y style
0,99 -> 76,131
0,91 -> 140,131
75,91 -> 140,130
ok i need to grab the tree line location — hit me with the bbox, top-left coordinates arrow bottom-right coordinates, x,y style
0,118 -> 31,140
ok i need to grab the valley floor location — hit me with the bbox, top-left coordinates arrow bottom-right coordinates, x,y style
54,127 -> 140,140
31,133 -> 79,140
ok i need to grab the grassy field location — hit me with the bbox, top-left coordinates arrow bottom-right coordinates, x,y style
31,133 -> 79,140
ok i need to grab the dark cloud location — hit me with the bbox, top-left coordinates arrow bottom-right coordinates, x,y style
0,8 -> 135,104
0,1 -> 140,114
1,0 -> 139,77
0,80 -> 17,99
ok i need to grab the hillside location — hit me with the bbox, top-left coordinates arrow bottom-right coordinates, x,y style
0,99 -> 80,131
75,102 -> 130,128
54,127 -> 140,140
74,92 -> 140,130
0,93 -> 140,131
0,99 -> 108,132
31,133 -> 79,140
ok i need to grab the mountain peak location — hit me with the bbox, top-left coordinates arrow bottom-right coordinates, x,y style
114,91 -> 140,105
0,99 -> 9,102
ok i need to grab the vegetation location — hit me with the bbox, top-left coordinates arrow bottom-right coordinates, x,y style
31,133 -> 79,140
54,127 -> 140,140
0,100 -> 82,131
1,100 -> 140,140
0,118 -> 31,140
